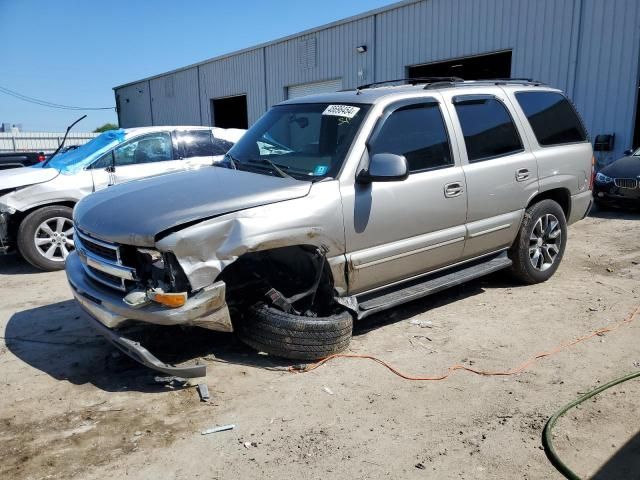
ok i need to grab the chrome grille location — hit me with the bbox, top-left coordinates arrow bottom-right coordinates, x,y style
75,227 -> 136,291
614,178 -> 638,189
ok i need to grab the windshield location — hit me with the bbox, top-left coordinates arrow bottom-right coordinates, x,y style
44,129 -> 126,174
226,103 -> 370,180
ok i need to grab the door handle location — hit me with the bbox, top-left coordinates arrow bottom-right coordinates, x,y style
515,168 -> 530,182
444,182 -> 464,198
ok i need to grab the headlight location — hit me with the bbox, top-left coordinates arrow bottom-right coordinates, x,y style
595,172 -> 613,184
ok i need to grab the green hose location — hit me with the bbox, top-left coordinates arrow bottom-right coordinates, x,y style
543,370 -> 640,480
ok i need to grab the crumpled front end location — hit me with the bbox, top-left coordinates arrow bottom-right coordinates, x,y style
68,228 -> 234,332
0,211 -> 10,254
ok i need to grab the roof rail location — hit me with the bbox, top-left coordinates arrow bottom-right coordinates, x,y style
424,78 -> 546,89
355,76 -> 464,92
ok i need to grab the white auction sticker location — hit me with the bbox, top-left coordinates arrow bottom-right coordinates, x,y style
322,104 -> 360,118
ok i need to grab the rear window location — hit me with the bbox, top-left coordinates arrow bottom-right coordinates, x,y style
515,91 -> 587,146
454,96 -> 523,162
178,130 -> 215,157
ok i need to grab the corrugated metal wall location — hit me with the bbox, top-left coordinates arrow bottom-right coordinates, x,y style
264,16 -> 375,105
0,132 -> 98,153
198,49 -> 266,126
114,0 -> 640,159
572,0 -> 640,164
116,82 -> 152,128
149,68 -> 201,126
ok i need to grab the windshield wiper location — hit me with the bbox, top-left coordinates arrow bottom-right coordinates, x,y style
247,158 -> 293,179
223,152 -> 238,169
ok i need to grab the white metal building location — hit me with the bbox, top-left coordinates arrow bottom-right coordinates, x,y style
114,0 -> 640,162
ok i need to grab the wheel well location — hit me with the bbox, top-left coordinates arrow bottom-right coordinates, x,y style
8,202 -> 76,239
527,189 -> 571,219
218,245 -> 337,316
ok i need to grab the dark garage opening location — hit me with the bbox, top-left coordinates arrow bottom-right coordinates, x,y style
408,50 -> 512,81
211,95 -> 248,129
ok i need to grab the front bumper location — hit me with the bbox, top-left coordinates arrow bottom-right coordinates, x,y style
66,252 -> 233,377
593,182 -> 640,208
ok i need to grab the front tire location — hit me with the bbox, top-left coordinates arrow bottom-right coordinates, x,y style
238,304 -> 353,360
17,205 -> 75,271
509,199 -> 567,284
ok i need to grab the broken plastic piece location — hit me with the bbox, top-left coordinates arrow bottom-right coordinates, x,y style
197,383 -> 210,402
201,424 -> 235,435
123,290 -> 151,308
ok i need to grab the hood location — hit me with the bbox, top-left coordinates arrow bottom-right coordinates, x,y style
601,155 -> 640,178
0,165 -> 59,191
74,167 -> 312,246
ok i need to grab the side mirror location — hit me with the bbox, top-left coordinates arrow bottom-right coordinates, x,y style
357,153 -> 409,184
624,148 -> 635,156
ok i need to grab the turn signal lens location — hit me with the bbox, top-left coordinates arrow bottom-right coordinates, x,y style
148,290 -> 187,308
589,155 -> 596,190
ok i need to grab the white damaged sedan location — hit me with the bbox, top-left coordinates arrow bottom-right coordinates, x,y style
0,126 -> 244,270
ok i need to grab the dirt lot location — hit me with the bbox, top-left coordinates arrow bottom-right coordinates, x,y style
1,207 -> 639,480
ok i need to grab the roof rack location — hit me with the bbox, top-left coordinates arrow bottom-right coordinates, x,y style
355,77 -> 464,92
424,78 -> 546,89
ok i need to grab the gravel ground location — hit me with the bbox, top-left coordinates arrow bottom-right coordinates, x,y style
1,207 -> 639,480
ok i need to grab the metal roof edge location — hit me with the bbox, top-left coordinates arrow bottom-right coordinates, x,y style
113,0 -> 422,90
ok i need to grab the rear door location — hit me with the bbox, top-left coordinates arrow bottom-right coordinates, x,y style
342,96 -> 468,294
90,131 -> 182,190
441,88 -> 538,259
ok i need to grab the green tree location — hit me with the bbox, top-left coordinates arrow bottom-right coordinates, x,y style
93,123 -> 118,133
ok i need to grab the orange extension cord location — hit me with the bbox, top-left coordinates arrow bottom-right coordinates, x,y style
292,305 -> 640,381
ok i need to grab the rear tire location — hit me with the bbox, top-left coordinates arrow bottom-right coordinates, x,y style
509,199 -> 567,284
238,303 -> 353,360
17,205 -> 74,271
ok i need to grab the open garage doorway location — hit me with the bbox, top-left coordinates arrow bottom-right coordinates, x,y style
211,95 -> 248,129
408,50 -> 512,81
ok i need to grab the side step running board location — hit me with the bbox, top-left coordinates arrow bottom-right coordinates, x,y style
356,251 -> 512,320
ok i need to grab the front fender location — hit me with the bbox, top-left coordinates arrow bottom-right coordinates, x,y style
156,181 -> 347,293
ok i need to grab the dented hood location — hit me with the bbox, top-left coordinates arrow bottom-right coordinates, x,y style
74,167 -> 312,246
0,165 -> 59,191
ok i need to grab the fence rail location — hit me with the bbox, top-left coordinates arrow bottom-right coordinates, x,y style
0,132 -> 99,153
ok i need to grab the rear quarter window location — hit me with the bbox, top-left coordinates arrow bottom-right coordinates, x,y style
515,91 -> 587,146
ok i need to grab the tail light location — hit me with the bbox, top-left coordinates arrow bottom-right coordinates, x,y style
37,152 -> 46,162
588,155 -> 595,190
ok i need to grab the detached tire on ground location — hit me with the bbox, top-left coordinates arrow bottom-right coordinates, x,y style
509,199 -> 568,284
238,304 -> 353,360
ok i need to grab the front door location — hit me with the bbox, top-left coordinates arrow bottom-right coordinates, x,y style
90,131 -> 183,190
341,97 -> 468,294
441,88 -> 539,259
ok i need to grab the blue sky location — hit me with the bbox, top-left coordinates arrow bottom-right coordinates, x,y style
0,0 -> 394,132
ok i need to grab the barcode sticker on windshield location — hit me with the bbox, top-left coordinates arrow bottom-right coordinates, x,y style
322,105 -> 360,118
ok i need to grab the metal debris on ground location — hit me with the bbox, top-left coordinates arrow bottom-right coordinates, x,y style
201,424 -> 236,435
197,383 -> 210,402
323,386 -> 334,395
409,319 -> 433,328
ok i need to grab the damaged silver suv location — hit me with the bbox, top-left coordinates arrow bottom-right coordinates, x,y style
65,79 -> 594,377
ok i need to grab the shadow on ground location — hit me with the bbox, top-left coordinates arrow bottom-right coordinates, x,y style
592,430 -> 640,479
0,252 -> 41,275
589,204 -> 640,220
4,271 -> 519,391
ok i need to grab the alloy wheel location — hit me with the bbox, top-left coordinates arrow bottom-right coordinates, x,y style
33,217 -> 75,262
529,213 -> 561,271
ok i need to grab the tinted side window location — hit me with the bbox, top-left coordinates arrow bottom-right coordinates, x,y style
211,138 -> 234,155
113,133 -> 173,166
178,130 -> 215,157
370,103 -> 453,172
454,97 -> 523,162
515,91 -> 587,146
